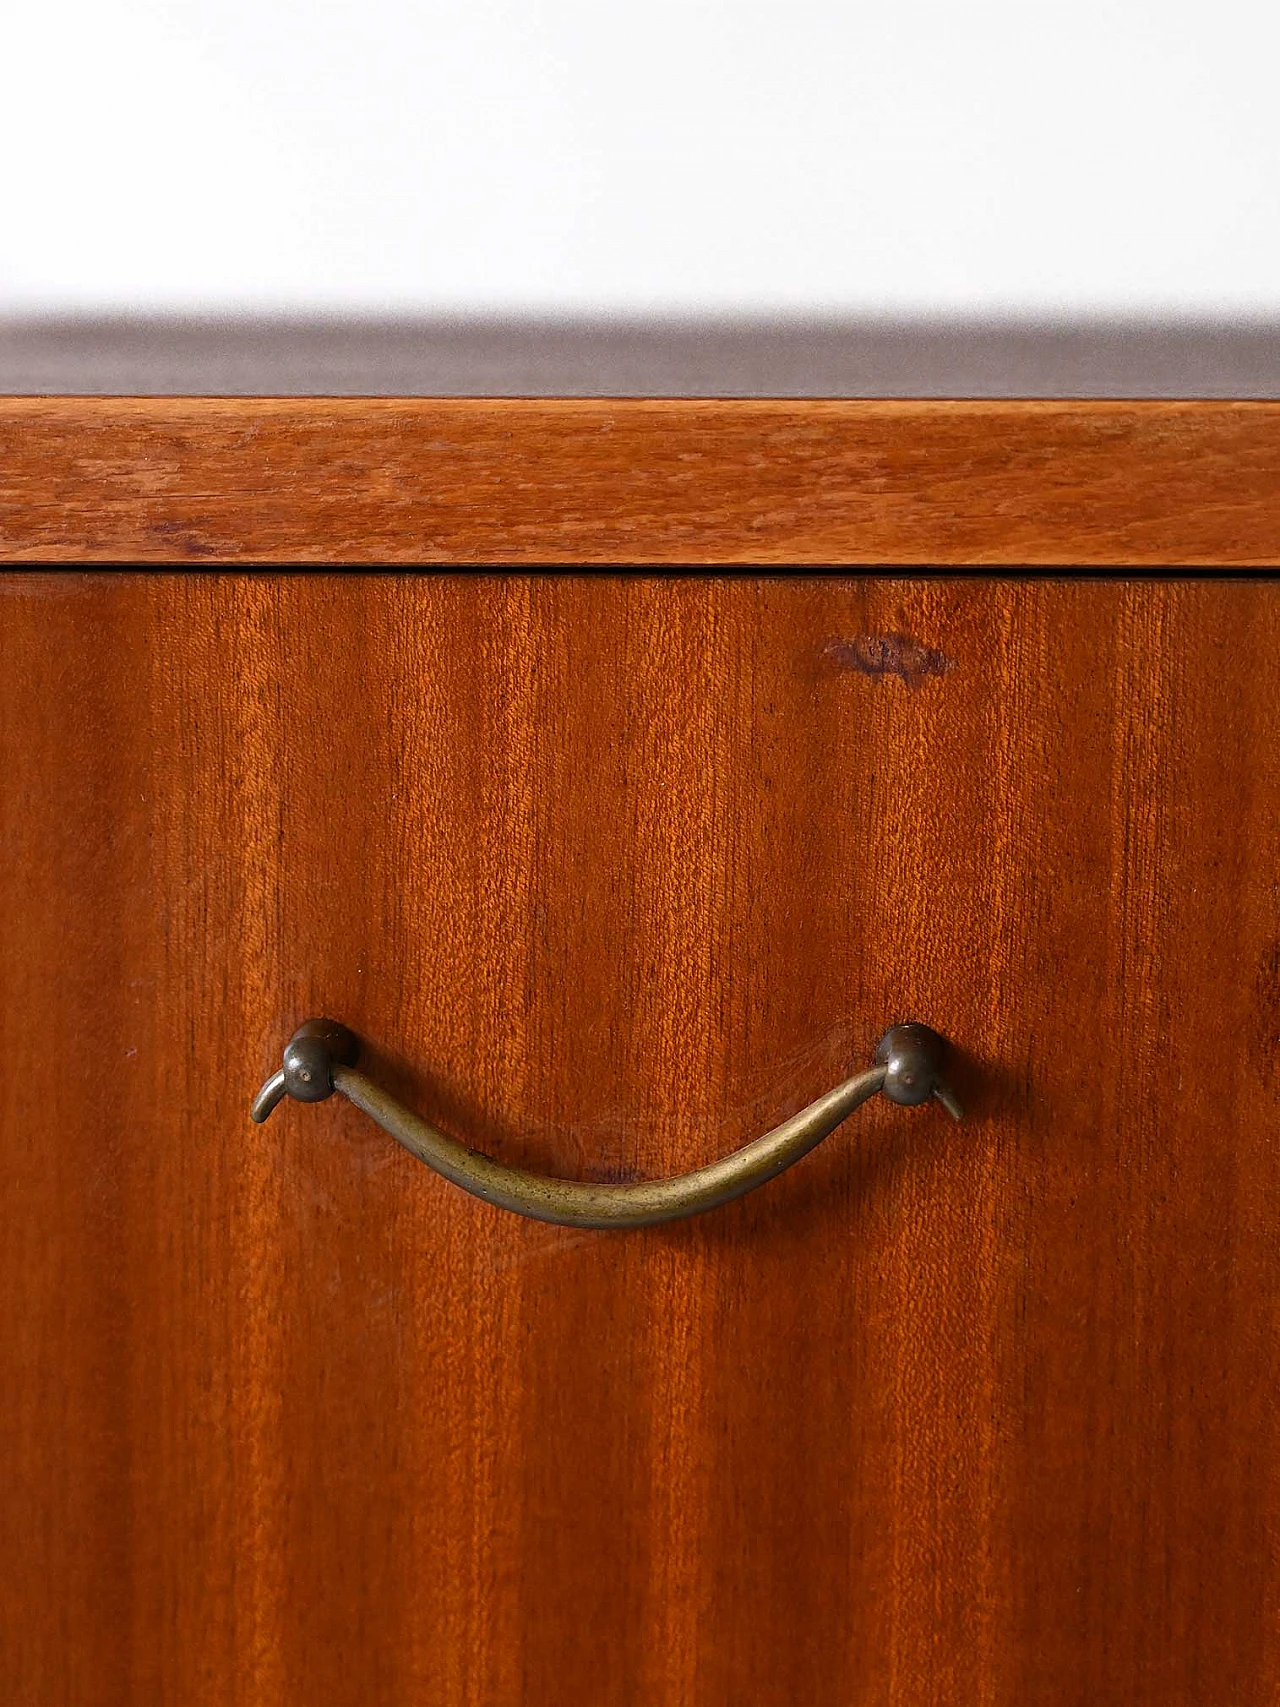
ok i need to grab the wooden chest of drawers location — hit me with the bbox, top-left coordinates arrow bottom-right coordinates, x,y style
2,401 -> 1278,1705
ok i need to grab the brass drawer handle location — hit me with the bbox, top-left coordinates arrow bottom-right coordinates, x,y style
251,1019 -> 962,1229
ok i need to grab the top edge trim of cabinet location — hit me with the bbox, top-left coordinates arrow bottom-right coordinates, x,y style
2,397 -> 1280,566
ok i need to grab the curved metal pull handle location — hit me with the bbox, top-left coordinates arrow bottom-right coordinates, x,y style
251,1018 -> 962,1229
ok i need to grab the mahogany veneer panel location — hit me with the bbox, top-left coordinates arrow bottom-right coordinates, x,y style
2,572 -> 1278,1705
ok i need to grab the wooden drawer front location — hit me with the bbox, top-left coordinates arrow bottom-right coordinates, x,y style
2,572 -> 1277,1705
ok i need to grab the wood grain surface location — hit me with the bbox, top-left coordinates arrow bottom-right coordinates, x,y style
4,398 -> 1280,564
2,572 -> 1279,1706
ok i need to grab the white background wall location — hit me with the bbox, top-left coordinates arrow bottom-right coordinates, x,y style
2,0 -> 1277,318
